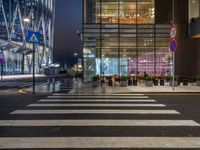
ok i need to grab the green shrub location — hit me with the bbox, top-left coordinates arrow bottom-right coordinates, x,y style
159,76 -> 165,80
121,76 -> 128,81
145,76 -> 152,81
197,76 -> 200,81
92,76 -> 99,82
170,76 -> 177,81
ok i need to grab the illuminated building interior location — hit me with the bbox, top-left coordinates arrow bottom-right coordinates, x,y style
83,0 -> 172,81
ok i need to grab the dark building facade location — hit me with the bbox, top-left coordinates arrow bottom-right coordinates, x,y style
83,0 -> 200,81
0,0 -> 55,75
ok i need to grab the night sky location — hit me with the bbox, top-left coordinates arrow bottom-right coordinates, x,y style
54,0 -> 82,66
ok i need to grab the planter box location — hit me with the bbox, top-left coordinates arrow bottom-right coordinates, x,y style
120,81 -> 127,87
128,80 -> 133,86
197,81 -> 200,86
183,80 -> 188,86
108,80 -> 113,86
92,81 -> 99,87
133,80 -> 137,86
170,81 -> 178,87
160,79 -> 165,86
153,80 -> 159,86
146,81 -> 153,87
178,80 -> 181,86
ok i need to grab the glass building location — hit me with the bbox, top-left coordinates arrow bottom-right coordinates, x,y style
83,0 -> 173,81
0,0 -> 55,75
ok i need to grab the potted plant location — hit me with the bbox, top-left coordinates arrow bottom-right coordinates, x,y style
183,77 -> 189,86
114,75 -> 119,86
159,76 -> 165,86
128,76 -> 133,86
170,76 -> 178,87
120,76 -> 128,87
153,77 -> 159,86
197,76 -> 200,86
91,75 -> 99,87
145,76 -> 153,87
133,77 -> 137,86
108,76 -> 113,86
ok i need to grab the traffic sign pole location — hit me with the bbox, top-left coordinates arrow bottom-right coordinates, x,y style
32,43 -> 35,94
26,31 -> 40,94
171,0 -> 175,91
172,51 -> 175,91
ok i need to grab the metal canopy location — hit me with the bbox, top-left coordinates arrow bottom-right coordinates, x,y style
0,39 -> 33,55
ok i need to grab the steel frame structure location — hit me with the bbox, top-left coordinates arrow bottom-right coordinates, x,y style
0,0 -> 55,74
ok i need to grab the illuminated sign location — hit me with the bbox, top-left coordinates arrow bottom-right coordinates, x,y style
170,26 -> 177,39
84,54 -> 95,58
170,39 -> 177,52
170,25 -> 177,52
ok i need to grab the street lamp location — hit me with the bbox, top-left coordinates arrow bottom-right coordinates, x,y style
23,18 -> 31,23
24,12 -> 36,94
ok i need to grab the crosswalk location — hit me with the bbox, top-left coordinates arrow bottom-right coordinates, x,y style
0,93 -> 200,149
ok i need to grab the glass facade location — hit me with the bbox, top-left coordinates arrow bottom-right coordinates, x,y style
1,50 -> 23,74
188,0 -> 200,23
0,0 -> 55,75
83,0 -> 172,81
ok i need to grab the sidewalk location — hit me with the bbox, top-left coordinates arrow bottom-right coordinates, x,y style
0,74 -> 46,82
69,82 -> 200,95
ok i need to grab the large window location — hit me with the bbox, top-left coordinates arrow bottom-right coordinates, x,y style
94,0 -> 154,24
119,1 -> 137,24
188,0 -> 200,23
137,0 -> 154,24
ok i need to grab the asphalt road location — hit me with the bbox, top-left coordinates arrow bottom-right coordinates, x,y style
0,92 -> 200,149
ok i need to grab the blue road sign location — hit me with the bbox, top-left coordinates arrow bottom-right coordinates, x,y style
27,31 -> 41,44
170,39 -> 177,52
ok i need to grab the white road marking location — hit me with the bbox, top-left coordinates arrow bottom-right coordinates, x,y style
53,94 -> 145,96
1,137 -> 200,148
11,109 -> 180,115
47,96 -> 149,99
39,99 -> 156,102
0,120 -> 198,126
27,103 -> 166,107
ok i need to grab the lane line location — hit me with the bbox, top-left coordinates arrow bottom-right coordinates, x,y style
53,94 -> 145,96
39,99 -> 156,102
47,96 -> 149,99
0,120 -> 198,126
11,109 -> 180,115
27,103 -> 166,107
1,137 -> 200,148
